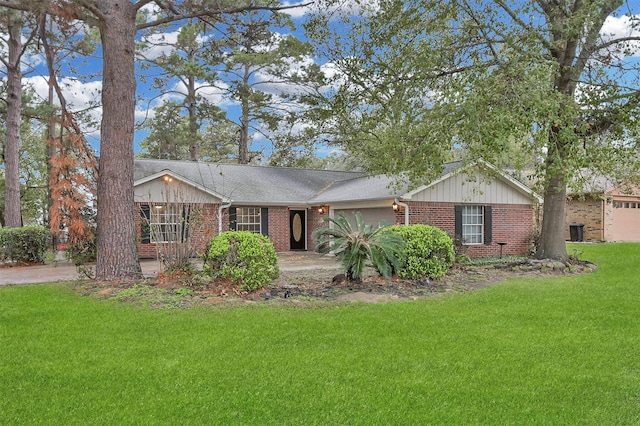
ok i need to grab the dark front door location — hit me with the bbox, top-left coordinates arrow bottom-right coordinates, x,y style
289,210 -> 306,250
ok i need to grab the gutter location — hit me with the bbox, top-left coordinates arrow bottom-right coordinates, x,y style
395,198 -> 410,226
219,201 -> 232,233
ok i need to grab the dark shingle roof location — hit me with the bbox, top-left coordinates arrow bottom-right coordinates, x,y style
134,158 -> 367,205
134,159 -> 472,205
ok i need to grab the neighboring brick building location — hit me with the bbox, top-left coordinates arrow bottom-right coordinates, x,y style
134,159 -> 541,258
566,187 -> 640,242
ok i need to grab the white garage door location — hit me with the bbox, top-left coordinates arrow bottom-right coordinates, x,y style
334,208 -> 397,228
610,201 -> 640,241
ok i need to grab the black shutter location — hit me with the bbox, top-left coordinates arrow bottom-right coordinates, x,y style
454,205 -> 462,241
484,206 -> 492,245
261,208 -> 269,236
182,205 -> 190,242
229,206 -> 237,231
140,204 -> 151,244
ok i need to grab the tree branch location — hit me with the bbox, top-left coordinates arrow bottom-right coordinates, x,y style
136,2 -> 312,31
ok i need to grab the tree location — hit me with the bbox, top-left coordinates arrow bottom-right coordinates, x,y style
307,0 -> 640,260
0,5 -> 39,227
137,20 -> 222,161
208,7 -> 327,164
138,100 -> 237,161
0,1 -> 305,280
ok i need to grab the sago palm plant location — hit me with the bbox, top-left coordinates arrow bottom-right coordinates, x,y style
312,212 -> 406,282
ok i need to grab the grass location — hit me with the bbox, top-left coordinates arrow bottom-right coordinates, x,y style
1,243 -> 639,424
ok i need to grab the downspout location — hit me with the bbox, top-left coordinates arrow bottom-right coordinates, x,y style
219,201 -> 232,233
394,198 -> 410,226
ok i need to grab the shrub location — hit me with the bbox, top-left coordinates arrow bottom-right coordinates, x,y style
64,238 -> 97,266
202,231 -> 279,292
0,226 -> 50,263
386,224 -> 454,279
312,212 -> 405,282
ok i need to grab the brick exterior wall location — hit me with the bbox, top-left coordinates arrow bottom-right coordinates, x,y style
136,202 -> 220,258
308,206 -> 327,251
136,203 -> 296,257
267,206 -> 290,252
565,195 -> 603,241
393,201 -> 535,257
136,201 -> 535,259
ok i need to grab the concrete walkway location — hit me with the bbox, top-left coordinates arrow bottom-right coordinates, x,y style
0,251 -> 340,286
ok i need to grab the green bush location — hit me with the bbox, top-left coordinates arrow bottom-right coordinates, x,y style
0,226 -> 50,263
202,231 -> 279,292
64,239 -> 97,266
386,224 -> 454,279
312,212 -> 405,281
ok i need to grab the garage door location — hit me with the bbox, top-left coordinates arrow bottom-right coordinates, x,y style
334,208 -> 397,228
610,201 -> 640,241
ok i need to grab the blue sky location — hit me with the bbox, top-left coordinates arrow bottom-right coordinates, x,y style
9,0 -> 640,159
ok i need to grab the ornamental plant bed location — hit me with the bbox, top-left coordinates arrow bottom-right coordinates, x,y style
71,258 -> 597,308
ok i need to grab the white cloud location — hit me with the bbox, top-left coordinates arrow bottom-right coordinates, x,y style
25,75 -> 102,139
138,31 -> 181,60
600,14 -> 640,58
279,1 -> 316,18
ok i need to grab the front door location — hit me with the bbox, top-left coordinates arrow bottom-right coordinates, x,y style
289,210 -> 306,250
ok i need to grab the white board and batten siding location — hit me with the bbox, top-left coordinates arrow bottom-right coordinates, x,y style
408,171 -> 532,205
134,178 -> 221,204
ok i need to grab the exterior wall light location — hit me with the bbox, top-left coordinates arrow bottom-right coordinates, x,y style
392,201 -> 399,211
318,206 -> 325,214
163,175 -> 173,182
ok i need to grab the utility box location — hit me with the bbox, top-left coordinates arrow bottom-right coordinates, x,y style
569,223 -> 584,242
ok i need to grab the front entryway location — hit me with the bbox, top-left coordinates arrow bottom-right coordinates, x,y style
289,210 -> 306,250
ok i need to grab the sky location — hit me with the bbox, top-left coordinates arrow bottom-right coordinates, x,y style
4,0 -> 640,160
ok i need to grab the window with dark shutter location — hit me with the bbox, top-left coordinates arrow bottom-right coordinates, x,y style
229,206 -> 237,231
140,204 -> 151,244
455,205 -> 492,245
484,206 -> 492,245
261,208 -> 269,236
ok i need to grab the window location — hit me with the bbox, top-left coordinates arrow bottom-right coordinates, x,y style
455,205 -> 492,245
236,207 -> 261,233
145,204 -> 189,243
229,207 -> 268,236
462,205 -> 484,244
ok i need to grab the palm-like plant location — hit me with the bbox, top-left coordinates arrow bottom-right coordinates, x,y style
312,212 -> 406,282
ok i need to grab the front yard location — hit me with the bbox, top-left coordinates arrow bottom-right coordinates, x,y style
1,243 -> 638,424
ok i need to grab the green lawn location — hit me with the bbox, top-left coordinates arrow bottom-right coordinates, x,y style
1,243 -> 639,425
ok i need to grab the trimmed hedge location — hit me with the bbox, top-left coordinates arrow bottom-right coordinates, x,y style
202,231 -> 280,292
0,226 -> 50,263
386,224 -> 454,279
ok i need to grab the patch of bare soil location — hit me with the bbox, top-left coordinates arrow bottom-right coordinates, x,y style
72,258 -> 597,308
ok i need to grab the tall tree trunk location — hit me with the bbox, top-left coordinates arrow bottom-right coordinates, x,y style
238,64 -> 251,164
95,2 -> 141,280
187,72 -> 198,161
537,173 -> 569,260
4,9 -> 22,228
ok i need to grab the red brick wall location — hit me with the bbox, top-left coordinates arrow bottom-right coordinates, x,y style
565,196 -> 603,241
136,203 -> 300,257
399,201 -> 534,257
308,207 -> 327,251
136,202 -> 220,258
268,207 -> 290,252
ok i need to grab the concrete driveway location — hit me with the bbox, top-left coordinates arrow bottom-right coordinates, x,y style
0,251 -> 340,286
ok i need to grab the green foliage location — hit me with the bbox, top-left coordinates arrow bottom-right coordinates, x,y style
312,212 -> 405,281
64,238 -> 97,266
0,226 -> 50,263
307,0 -> 640,260
202,231 -> 279,292
385,225 -> 454,279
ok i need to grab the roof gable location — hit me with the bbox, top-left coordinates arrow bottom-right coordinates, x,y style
402,160 -> 541,204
